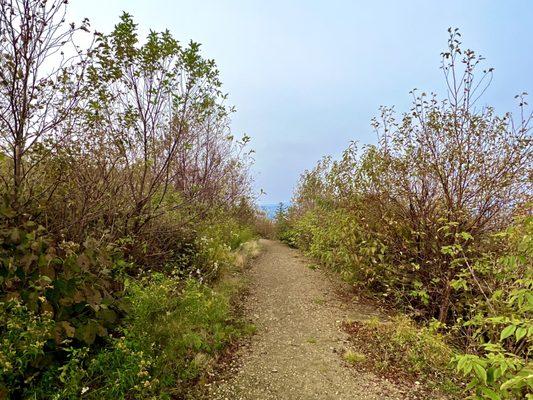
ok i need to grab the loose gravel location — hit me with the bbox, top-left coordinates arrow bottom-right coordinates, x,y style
206,240 -> 415,400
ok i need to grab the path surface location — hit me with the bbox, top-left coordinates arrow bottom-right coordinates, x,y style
208,240 -> 410,400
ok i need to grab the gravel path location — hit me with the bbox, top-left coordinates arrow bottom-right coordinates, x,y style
207,240 -> 409,400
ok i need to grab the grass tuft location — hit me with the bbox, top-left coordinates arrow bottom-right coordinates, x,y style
343,349 -> 366,365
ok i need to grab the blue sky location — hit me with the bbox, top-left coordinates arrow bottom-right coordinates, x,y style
69,1 -> 533,204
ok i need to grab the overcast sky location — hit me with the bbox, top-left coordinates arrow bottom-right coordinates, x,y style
68,0 -> 533,204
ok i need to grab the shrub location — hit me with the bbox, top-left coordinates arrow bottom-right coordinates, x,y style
16,270 -> 253,399
0,209 -> 127,397
452,216 -> 532,399
0,300 -> 54,396
290,30 -> 531,324
0,1 -> 256,397
274,203 -> 299,247
253,214 -> 276,239
26,339 -> 160,400
287,29 -> 532,400
188,215 -> 257,281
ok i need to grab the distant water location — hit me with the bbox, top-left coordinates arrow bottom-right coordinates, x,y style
260,203 -> 290,219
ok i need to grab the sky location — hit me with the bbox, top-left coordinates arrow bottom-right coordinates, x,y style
68,0 -> 533,204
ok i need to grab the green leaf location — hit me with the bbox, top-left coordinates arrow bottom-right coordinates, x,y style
460,231 -> 474,241
456,355 -> 467,372
473,363 -> 488,384
480,387 -> 500,400
500,325 -> 516,341
500,375 -> 526,390
465,380 -> 478,391
515,326 -> 527,341
75,320 -> 99,344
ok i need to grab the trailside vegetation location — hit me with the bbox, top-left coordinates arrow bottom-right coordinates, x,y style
0,1 -> 259,398
284,29 -> 532,399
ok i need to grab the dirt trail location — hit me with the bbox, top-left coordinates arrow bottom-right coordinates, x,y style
207,240 -> 410,400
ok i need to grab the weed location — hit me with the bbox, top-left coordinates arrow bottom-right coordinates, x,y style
343,350 -> 366,365
313,297 -> 326,305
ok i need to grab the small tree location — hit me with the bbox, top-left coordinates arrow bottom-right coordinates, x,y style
369,29 -> 532,322
0,0 -> 90,209
83,13 -> 231,233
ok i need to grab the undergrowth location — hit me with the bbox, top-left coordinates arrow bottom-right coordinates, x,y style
11,239 -> 258,400
343,316 -> 463,397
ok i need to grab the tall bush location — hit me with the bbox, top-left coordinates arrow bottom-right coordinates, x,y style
0,1 -> 255,397
288,30 -> 532,398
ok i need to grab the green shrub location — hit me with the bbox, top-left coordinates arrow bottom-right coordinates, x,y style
18,272 -> 252,399
293,208 -> 385,285
452,218 -> 533,399
0,211 -> 127,398
454,349 -> 531,400
273,203 -> 299,247
191,216 -> 256,281
0,300 -> 55,396
0,208 -> 255,397
0,1 -> 256,397
26,339 -> 160,400
289,30 -> 531,324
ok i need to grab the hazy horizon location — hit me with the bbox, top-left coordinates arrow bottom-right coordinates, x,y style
69,0 -> 533,204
